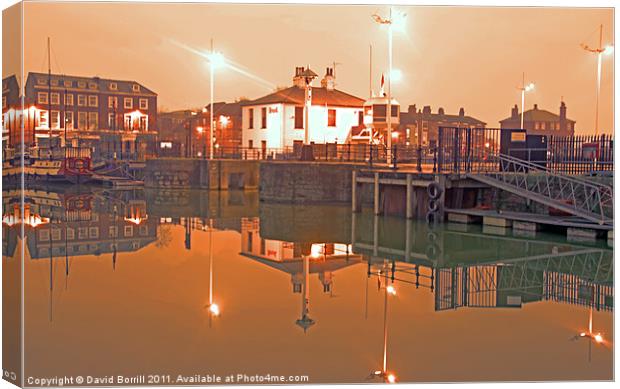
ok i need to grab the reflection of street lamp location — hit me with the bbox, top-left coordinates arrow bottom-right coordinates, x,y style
204,219 -> 220,325
372,7 -> 406,166
368,262 -> 397,384
571,286 -> 606,362
296,254 -> 315,332
518,73 -> 535,129
581,24 -> 614,137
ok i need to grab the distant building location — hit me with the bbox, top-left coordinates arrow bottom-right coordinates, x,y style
241,66 -> 365,150
204,101 -> 243,152
23,72 -> 158,159
399,105 -> 486,146
2,75 -> 20,148
499,101 -> 575,137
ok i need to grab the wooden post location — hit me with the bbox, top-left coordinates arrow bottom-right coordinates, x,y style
405,218 -> 412,262
374,172 -> 380,215
406,174 -> 413,219
352,170 -> 358,212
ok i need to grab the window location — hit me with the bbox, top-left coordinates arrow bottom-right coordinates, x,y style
124,97 -> 133,109
88,82 -> 97,89
77,95 -> 86,106
50,79 -> 58,87
88,112 -> 98,130
2,96 -> 6,109
78,227 -> 88,239
261,107 -> 267,129
391,105 -> 399,117
63,80 -> 72,88
108,96 -> 118,109
77,81 -> 86,88
39,110 -> 49,128
89,227 -> 99,238
139,116 -> 148,131
108,113 -> 116,128
132,84 -> 140,92
50,111 -> 60,129
124,225 -> 133,237
248,140 -> 253,149
88,95 -> 98,107
37,92 -> 48,104
51,229 -> 61,241
39,230 -> 50,241
294,106 -> 304,129
248,108 -> 255,129
66,228 -> 75,240
373,104 -> 386,119
37,77 -> 47,86
109,226 -> 118,238
65,112 -> 74,129
109,82 -> 118,90
78,112 -> 87,129
160,141 -> 172,149
50,93 -> 60,105
327,109 -> 336,127
65,94 -> 74,106
139,225 -> 148,236
139,98 -> 148,110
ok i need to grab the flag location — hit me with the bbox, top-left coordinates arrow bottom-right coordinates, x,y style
380,73 -> 385,96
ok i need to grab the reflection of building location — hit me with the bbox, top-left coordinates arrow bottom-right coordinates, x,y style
241,66 -> 365,149
399,105 -> 486,147
240,217 -> 362,331
499,101 -> 575,137
23,72 -> 158,159
3,75 -> 24,149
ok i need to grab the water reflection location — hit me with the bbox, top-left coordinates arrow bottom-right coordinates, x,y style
2,185 -> 613,382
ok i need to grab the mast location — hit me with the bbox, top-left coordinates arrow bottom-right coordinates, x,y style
48,37 -> 53,151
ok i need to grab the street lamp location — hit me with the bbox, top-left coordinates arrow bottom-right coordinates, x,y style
518,73 -> 535,129
203,219 -> 220,326
207,40 -> 226,160
372,7 -> 406,166
581,24 -> 614,137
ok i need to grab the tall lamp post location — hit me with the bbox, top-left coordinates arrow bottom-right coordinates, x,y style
518,73 -> 535,129
207,39 -> 226,160
581,24 -> 614,137
372,8 -> 405,166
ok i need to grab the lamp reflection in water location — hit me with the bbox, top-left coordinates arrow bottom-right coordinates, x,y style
570,285 -> 607,362
296,250 -> 316,333
368,260 -> 397,384
203,219 -> 221,325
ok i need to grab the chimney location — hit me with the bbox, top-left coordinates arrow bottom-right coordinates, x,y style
438,107 -> 445,115
293,66 -> 306,88
559,101 -> 567,133
422,105 -> 431,115
408,104 -> 417,115
533,104 -> 538,110
320,67 -> 336,90
511,104 -> 519,119
459,107 -> 465,117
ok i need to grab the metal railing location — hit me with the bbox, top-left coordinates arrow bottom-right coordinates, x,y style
468,152 -> 613,225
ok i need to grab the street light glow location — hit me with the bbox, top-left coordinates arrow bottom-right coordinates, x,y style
209,303 -> 220,316
604,45 -> 614,55
386,285 -> 396,295
208,51 -> 226,68
594,333 -> 603,343
196,126 -> 204,133
525,83 -> 535,92
390,68 -> 402,82
387,374 -> 396,384
391,9 -> 407,32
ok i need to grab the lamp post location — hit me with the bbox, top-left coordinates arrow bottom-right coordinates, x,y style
207,40 -> 226,160
581,24 -> 614,137
372,8 -> 405,166
518,73 -> 535,129
369,263 -> 397,384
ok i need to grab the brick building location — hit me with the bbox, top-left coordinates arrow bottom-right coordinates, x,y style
399,105 -> 486,146
23,72 -> 158,159
499,101 -> 575,137
2,75 -> 21,149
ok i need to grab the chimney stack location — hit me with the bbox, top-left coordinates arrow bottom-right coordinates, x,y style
320,67 -> 336,90
559,101 -> 567,133
438,107 -> 445,115
408,104 -> 417,115
459,107 -> 465,117
533,104 -> 538,110
422,105 -> 431,115
511,104 -> 519,119
293,66 -> 306,88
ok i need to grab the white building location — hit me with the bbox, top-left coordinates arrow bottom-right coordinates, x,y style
241,66 -> 365,149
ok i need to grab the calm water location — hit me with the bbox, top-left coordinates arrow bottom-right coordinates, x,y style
3,187 -> 614,384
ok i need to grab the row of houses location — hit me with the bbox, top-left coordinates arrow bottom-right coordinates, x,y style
3,66 -> 576,159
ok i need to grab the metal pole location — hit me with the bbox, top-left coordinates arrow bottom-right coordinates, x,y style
210,39 -> 215,160
520,72 -> 525,129
382,276 -> 388,373
386,8 -> 393,166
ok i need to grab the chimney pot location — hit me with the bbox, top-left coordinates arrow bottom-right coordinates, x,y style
534,104 -> 538,110
459,107 -> 465,117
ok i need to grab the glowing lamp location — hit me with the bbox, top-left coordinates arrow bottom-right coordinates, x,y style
310,244 -> 322,259
604,45 -> 614,55
594,333 -> 603,343
196,126 -> 204,134
386,285 -> 396,295
485,142 -> 490,148
219,115 -> 230,127
390,69 -> 402,82
209,303 -> 220,316
208,51 -> 226,68
387,374 -> 396,384
525,83 -> 535,92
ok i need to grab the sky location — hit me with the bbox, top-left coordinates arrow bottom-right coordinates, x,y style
3,2 -> 615,133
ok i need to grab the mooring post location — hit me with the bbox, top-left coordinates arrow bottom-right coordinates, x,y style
373,214 -> 379,257
352,170 -> 358,212
374,172 -> 380,215
405,218 -> 412,262
406,173 -> 413,219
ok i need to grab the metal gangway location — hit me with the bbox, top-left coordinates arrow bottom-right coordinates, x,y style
465,152 -> 613,225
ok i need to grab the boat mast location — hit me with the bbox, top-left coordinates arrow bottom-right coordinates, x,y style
47,37 -> 53,152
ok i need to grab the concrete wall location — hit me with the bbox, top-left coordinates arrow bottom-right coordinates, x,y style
259,161 -> 358,204
143,158 -> 259,190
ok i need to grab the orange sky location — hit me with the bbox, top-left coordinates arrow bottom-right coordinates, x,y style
4,2 -> 615,133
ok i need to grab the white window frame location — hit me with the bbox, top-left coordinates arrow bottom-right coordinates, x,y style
124,97 -> 133,109
132,84 -> 140,92
65,94 -> 74,106
37,92 -> 48,104
77,95 -> 86,106
65,111 -> 74,129
39,110 -> 49,128
2,96 -> 6,110
108,96 -> 118,109
108,113 -> 116,128
139,98 -> 148,110
88,112 -> 98,130
50,111 -> 60,129
63,80 -> 72,88
88,95 -> 98,107
50,92 -> 60,105
77,111 -> 87,129
109,82 -> 118,91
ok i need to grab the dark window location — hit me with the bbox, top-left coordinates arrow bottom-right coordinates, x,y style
248,140 -> 253,149
328,109 -> 336,127
373,104 -> 386,120
391,105 -> 399,117
248,108 -> 254,129
261,107 -> 267,129
294,106 -> 304,129
358,111 -> 364,125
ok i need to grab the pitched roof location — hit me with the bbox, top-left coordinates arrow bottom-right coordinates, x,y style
26,72 -> 157,96
400,111 -> 486,126
499,106 -> 575,124
242,86 -> 365,108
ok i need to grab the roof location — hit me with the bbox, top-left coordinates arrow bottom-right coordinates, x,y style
500,106 -> 575,124
242,86 -> 365,108
26,72 -> 157,96
400,110 -> 486,126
